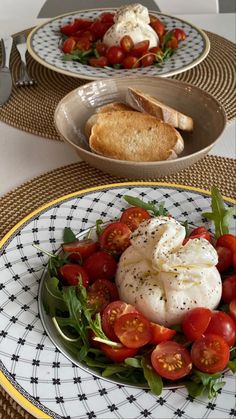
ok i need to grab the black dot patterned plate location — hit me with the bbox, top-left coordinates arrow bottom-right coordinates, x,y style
27,8 -> 210,80
0,182 -> 235,419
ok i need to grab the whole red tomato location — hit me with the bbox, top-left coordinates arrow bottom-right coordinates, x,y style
222,275 -> 236,304
204,310 -> 236,347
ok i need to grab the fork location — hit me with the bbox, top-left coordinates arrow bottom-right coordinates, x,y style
15,34 -> 36,86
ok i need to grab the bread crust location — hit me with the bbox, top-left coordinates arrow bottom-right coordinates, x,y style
127,88 -> 193,132
89,111 -> 184,161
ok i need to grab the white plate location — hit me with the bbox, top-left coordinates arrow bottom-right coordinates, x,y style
0,182 -> 235,419
27,9 -> 210,80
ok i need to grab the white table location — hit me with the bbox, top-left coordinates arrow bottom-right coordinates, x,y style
0,14 -> 235,197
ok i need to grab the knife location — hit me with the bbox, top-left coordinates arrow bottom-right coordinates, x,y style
0,36 -> 13,106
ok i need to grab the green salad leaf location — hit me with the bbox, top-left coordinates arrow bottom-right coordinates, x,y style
184,370 -> 226,399
123,195 -> 168,216
63,227 -> 77,243
202,186 -> 236,238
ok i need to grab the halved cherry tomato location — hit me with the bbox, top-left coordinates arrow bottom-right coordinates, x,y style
120,35 -> 134,53
131,40 -> 150,57
120,207 -> 151,232
87,289 -> 110,312
98,12 -> 115,24
95,41 -> 108,56
229,299 -> 236,322
62,238 -> 99,262
89,278 -> 119,302
205,311 -> 236,346
216,234 -> 236,254
62,37 -> 76,53
122,55 -> 140,69
216,246 -> 233,272
60,19 -> 92,36
222,275 -> 236,304
191,334 -> 230,373
151,341 -> 192,380
182,307 -> 212,341
99,222 -> 131,255
99,343 -> 137,362
102,300 -> 138,341
114,312 -> 152,348
171,28 -> 187,41
106,46 -> 125,65
150,322 -> 176,344
89,56 -> 109,67
183,226 -> 211,245
76,37 -> 91,51
150,19 -> 165,37
141,53 -> 155,67
58,264 -> 89,287
83,251 -> 117,282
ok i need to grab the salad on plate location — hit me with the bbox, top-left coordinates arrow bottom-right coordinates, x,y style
40,186 -> 236,399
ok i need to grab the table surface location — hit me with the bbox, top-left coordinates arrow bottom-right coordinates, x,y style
0,13 -> 235,198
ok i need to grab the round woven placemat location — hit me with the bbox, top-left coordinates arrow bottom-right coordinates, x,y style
0,154 -> 235,418
0,30 -> 235,141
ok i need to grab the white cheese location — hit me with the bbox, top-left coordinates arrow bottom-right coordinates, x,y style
116,216 -> 222,326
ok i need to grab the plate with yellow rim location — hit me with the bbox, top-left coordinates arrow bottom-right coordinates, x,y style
0,182 -> 235,419
27,8 -> 210,80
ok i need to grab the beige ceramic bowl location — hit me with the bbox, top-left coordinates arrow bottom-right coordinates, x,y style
54,76 -> 226,179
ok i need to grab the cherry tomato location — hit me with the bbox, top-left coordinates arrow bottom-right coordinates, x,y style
89,278 -> 119,302
150,19 -> 165,37
99,343 -> 137,362
62,238 -> 99,262
205,311 -> 236,346
83,251 -> 117,282
99,221 -> 131,255
141,53 -> 155,67
90,21 -> 110,40
98,12 -> 115,24
166,36 -> 178,50
191,334 -> 230,373
87,288 -> 110,312
120,207 -> 151,232
60,19 -> 92,36
149,14 -> 160,25
216,246 -> 233,272
150,322 -> 176,344
76,37 -> 91,51
222,275 -> 236,304
106,46 -> 125,65
151,341 -> 192,380
62,37 -> 76,53
131,40 -> 150,57
182,307 -> 212,341
171,28 -> 187,41
114,312 -> 152,348
89,56 -> 108,68
122,55 -> 140,69
229,299 -> 236,322
183,226 -> 211,245
233,253 -> 236,271
102,300 -> 138,341
120,35 -> 134,53
58,264 -> 89,287
149,46 -> 164,61
95,41 -> 108,56
73,30 -> 95,42
216,234 -> 236,254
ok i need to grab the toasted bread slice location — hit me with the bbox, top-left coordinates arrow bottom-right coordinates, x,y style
85,102 -> 135,139
89,111 -> 184,162
127,88 -> 193,132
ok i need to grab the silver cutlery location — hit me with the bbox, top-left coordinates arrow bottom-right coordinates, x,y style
0,36 -> 13,106
15,34 -> 36,87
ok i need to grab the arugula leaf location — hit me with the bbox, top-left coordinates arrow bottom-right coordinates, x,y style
96,219 -> 104,236
202,186 -> 236,239
125,357 -> 142,368
228,359 -> 236,374
42,276 -> 66,316
123,195 -> 168,216
141,355 -> 163,396
185,370 -> 226,398
63,227 -> 77,243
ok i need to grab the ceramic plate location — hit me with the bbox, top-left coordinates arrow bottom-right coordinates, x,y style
0,182 -> 235,419
27,9 -> 210,80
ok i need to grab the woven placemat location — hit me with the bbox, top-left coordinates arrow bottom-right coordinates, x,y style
0,30 -> 235,141
0,154 -> 235,418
